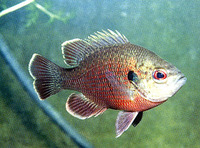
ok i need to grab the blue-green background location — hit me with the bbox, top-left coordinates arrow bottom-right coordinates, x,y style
0,0 -> 199,147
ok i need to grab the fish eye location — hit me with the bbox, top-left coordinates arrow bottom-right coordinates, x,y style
153,69 -> 167,81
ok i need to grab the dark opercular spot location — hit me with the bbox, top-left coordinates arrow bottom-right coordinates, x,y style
128,71 -> 139,84
132,111 -> 143,127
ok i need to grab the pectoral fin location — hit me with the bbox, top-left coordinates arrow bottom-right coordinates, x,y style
116,111 -> 143,138
105,71 -> 134,100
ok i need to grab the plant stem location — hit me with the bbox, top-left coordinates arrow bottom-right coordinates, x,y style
33,2 -> 65,21
0,0 -> 66,22
0,0 -> 35,17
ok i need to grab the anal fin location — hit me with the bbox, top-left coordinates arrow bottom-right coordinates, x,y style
116,111 -> 143,138
66,93 -> 107,119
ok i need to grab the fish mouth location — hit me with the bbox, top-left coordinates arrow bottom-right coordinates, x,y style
177,75 -> 187,84
172,74 -> 187,96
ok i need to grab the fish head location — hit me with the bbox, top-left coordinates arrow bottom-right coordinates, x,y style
134,50 -> 187,103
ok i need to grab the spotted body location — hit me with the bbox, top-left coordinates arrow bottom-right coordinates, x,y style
62,44 -> 161,111
29,30 -> 186,137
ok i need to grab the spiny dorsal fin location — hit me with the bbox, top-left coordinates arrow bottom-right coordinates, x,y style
61,30 -> 129,67
66,93 -> 107,119
87,29 -> 129,48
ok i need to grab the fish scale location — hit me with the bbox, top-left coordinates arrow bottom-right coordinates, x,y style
29,29 -> 186,137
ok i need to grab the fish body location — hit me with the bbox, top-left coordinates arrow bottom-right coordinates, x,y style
63,43 -> 162,112
29,30 -> 186,137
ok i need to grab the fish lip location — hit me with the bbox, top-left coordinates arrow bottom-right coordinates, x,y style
177,75 -> 187,83
174,74 -> 187,89
171,74 -> 187,96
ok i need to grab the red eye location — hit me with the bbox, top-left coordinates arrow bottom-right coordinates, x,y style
153,70 -> 167,80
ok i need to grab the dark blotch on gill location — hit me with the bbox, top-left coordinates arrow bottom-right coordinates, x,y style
128,71 -> 139,84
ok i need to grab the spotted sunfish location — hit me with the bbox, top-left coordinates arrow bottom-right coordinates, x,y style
29,30 -> 186,137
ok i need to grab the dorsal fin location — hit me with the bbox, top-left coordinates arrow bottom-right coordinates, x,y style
87,29 -> 129,48
61,30 -> 129,67
61,39 -> 93,67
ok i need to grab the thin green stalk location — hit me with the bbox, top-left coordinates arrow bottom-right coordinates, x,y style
0,0 -> 35,17
33,2 -> 65,22
0,0 -> 65,22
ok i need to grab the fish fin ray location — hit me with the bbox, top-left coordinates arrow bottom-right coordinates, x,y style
61,30 -> 129,66
116,111 -> 139,138
29,54 -> 63,99
105,71 -> 133,100
87,29 -> 129,48
66,93 -> 107,119
62,39 -> 93,67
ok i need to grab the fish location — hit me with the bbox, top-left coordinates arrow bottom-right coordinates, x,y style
28,29 -> 187,137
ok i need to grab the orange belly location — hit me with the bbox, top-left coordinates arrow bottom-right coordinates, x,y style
106,93 -> 165,112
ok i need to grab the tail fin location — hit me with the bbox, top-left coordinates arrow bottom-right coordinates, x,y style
29,54 -> 63,99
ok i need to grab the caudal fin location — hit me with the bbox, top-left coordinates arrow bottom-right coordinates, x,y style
29,54 -> 63,99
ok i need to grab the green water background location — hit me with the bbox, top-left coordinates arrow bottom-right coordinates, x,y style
0,0 -> 199,147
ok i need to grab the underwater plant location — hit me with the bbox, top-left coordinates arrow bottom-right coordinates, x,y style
0,0 -> 73,27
